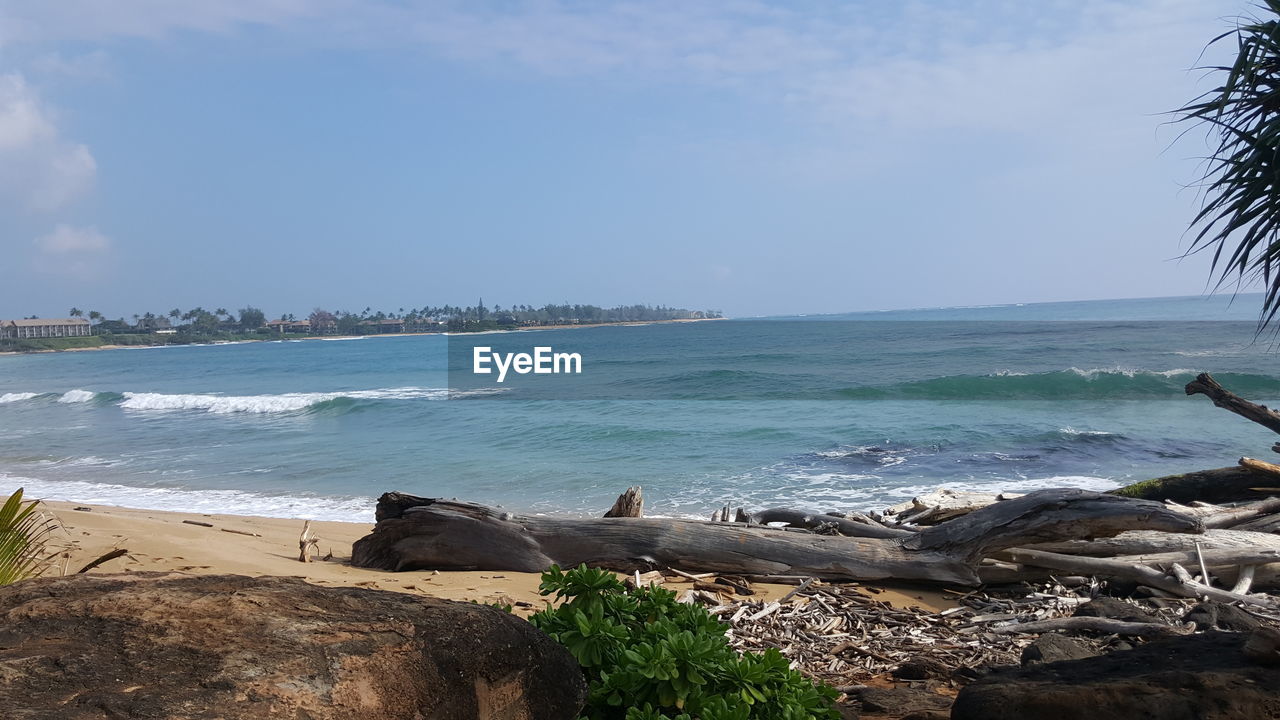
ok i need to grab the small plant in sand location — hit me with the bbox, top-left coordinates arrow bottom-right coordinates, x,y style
530,564 -> 839,720
0,489 -> 58,585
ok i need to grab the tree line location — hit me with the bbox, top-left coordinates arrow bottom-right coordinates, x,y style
60,302 -> 722,336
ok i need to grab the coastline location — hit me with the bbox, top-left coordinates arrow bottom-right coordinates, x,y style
0,317 -> 724,357
37,499 -> 951,614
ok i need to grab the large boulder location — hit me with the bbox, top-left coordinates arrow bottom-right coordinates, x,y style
1019,633 -> 1097,666
0,573 -> 585,719
953,632 -> 1280,720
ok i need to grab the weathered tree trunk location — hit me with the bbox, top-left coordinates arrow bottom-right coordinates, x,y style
1024,528 -> 1280,557
351,489 -> 1200,586
745,509 -> 912,539
1109,467 -> 1276,504
1002,547 -> 1279,607
602,486 -> 644,518
1186,372 -> 1280,436
1240,456 -> 1280,478
882,489 -> 1020,526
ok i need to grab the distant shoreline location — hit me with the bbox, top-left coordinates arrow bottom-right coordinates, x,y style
0,317 -> 725,357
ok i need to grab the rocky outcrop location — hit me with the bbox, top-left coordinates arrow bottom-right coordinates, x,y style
953,632 -> 1280,720
1019,634 -> 1097,666
1073,596 -> 1157,624
0,573 -> 585,719
1183,600 -> 1263,632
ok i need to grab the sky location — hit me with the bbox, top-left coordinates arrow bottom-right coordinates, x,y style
0,0 -> 1261,318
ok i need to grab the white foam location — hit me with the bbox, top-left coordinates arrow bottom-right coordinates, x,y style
0,392 -> 39,404
1065,367 -> 1197,379
58,389 -> 97,403
885,475 -> 1119,506
2,473 -> 375,522
118,387 -> 449,414
815,446 -> 908,466
1058,426 -> 1116,437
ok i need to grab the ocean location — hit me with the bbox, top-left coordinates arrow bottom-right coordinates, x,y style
2,294 -> 1277,523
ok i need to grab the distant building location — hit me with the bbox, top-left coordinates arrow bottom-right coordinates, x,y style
134,316 -> 172,333
266,319 -> 311,334
0,318 -> 92,339
358,318 -> 405,334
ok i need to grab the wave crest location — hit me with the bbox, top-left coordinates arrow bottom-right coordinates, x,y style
0,392 -> 39,403
119,387 -> 449,414
838,369 -> 1280,400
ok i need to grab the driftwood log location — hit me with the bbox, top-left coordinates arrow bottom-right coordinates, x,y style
603,487 -> 644,518
1186,372 -> 1280,437
351,489 -> 1200,585
744,509 -> 911,539
1109,467 -> 1280,504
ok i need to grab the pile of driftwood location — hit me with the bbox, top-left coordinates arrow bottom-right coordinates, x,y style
352,373 -> 1280,612
623,569 -> 1055,687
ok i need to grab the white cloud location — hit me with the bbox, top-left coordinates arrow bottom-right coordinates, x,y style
0,1 -> 1243,128
32,224 -> 112,280
0,72 -> 96,211
30,51 -> 111,80
35,223 -> 110,254
0,0 -> 329,45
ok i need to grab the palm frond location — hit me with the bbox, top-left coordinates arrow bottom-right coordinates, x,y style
0,488 -> 58,585
1175,1 -> 1280,332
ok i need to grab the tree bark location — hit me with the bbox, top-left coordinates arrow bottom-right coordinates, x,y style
351,489 -> 1200,586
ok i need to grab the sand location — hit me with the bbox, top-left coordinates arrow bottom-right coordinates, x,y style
40,500 -> 954,614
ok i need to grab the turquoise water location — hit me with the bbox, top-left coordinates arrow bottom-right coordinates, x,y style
1,295 -> 1277,521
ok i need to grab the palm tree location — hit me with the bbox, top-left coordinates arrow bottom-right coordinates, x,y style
69,308 -> 82,318
0,489 -> 57,586
1177,2 -> 1280,330
88,310 -> 101,324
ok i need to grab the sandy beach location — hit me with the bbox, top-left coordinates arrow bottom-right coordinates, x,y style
37,499 -> 952,614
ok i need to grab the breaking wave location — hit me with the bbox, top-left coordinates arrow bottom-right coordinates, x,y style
0,392 -> 39,404
3,473 -> 374,522
0,387 -> 495,415
837,369 -> 1280,400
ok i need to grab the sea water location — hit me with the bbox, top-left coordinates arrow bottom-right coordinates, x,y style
1,295 -> 1277,522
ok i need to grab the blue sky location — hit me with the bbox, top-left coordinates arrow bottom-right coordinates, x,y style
0,0 -> 1256,318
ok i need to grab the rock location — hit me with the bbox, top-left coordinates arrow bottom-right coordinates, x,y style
1244,626 -> 1280,666
892,657 -> 950,680
1183,601 -> 1263,632
1073,596 -> 1156,623
0,573 -> 586,719
1020,634 -> 1097,666
855,686 -> 952,715
953,633 -> 1280,720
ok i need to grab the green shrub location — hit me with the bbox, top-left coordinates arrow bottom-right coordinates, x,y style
530,565 -> 839,720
